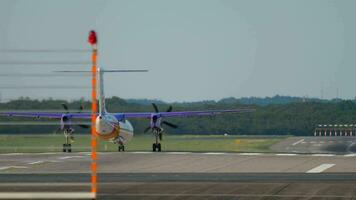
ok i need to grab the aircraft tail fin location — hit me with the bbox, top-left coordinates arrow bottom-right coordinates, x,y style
54,69 -> 148,115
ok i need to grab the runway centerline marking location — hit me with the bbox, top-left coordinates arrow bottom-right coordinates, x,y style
292,139 -> 305,146
58,156 -> 85,160
0,166 -> 27,171
306,164 -> 335,173
28,161 -> 44,165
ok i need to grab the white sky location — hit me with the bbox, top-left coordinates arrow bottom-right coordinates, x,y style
0,0 -> 355,102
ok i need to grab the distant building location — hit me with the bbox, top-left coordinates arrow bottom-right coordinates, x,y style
314,124 -> 356,136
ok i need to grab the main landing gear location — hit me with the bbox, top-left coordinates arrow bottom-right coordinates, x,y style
63,128 -> 74,153
152,130 -> 162,152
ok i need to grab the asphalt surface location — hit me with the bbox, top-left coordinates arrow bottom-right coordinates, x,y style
271,136 -> 356,154
1,136 -> 356,199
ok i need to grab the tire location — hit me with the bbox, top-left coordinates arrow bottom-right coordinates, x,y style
152,143 -> 156,152
157,143 -> 161,152
68,144 -> 72,153
122,146 -> 125,152
118,146 -> 121,152
63,144 -> 67,152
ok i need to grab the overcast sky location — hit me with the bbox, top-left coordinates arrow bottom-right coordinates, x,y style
0,0 -> 355,102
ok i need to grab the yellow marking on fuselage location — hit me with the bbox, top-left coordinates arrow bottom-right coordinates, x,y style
97,124 -> 120,140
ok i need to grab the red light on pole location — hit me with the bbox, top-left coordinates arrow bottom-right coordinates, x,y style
88,30 -> 97,45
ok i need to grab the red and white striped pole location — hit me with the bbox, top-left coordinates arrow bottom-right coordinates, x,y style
88,30 -> 98,199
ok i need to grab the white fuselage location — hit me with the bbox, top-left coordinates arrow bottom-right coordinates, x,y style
94,68 -> 134,144
95,114 -> 134,144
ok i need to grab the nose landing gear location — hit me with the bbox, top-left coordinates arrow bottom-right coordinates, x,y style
63,128 -> 74,153
152,130 -> 162,152
118,144 -> 125,152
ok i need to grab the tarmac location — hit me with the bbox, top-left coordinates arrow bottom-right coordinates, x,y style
0,136 -> 356,199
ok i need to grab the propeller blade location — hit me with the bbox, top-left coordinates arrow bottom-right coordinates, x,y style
152,103 -> 159,113
77,124 -> 90,129
61,103 -> 69,113
162,121 -> 178,129
166,106 -> 172,112
144,126 -> 151,133
54,127 -> 61,134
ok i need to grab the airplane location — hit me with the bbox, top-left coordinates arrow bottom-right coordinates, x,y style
0,68 -> 255,152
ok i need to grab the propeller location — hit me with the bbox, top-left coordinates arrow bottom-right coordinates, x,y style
143,103 -> 178,139
57,103 -> 90,132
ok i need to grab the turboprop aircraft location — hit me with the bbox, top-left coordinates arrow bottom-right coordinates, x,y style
0,67 -> 254,152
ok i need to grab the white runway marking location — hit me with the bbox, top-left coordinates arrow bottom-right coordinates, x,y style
1,153 -> 24,156
165,152 -> 191,155
292,139 -> 305,146
306,164 -> 335,173
344,154 -> 356,157
0,166 -> 27,171
275,154 -> 297,156
203,152 -> 227,155
311,154 -> 335,157
28,161 -> 44,165
58,156 -> 85,160
239,153 -> 262,156
0,192 -> 95,199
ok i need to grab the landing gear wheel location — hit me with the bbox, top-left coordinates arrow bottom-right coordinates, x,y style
118,145 -> 125,152
62,144 -> 72,153
157,143 -> 161,152
152,143 -> 161,152
68,144 -> 72,153
62,144 -> 67,152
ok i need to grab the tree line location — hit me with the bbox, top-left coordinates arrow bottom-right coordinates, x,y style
1,96 -> 356,136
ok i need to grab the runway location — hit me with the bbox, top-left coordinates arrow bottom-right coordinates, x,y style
1,136 -> 356,199
271,136 -> 356,154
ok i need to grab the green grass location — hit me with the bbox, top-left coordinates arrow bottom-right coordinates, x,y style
0,134 -> 284,153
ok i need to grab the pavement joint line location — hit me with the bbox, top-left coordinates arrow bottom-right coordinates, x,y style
0,151 -> 350,157
100,193 -> 353,198
306,163 -> 335,173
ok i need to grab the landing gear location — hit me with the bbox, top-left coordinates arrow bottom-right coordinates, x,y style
62,128 -> 74,153
152,130 -> 162,152
152,143 -> 161,152
118,145 -> 125,152
63,144 -> 72,153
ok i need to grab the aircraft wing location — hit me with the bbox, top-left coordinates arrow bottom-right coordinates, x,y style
0,111 -> 91,119
120,108 -> 255,119
0,108 -> 255,120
